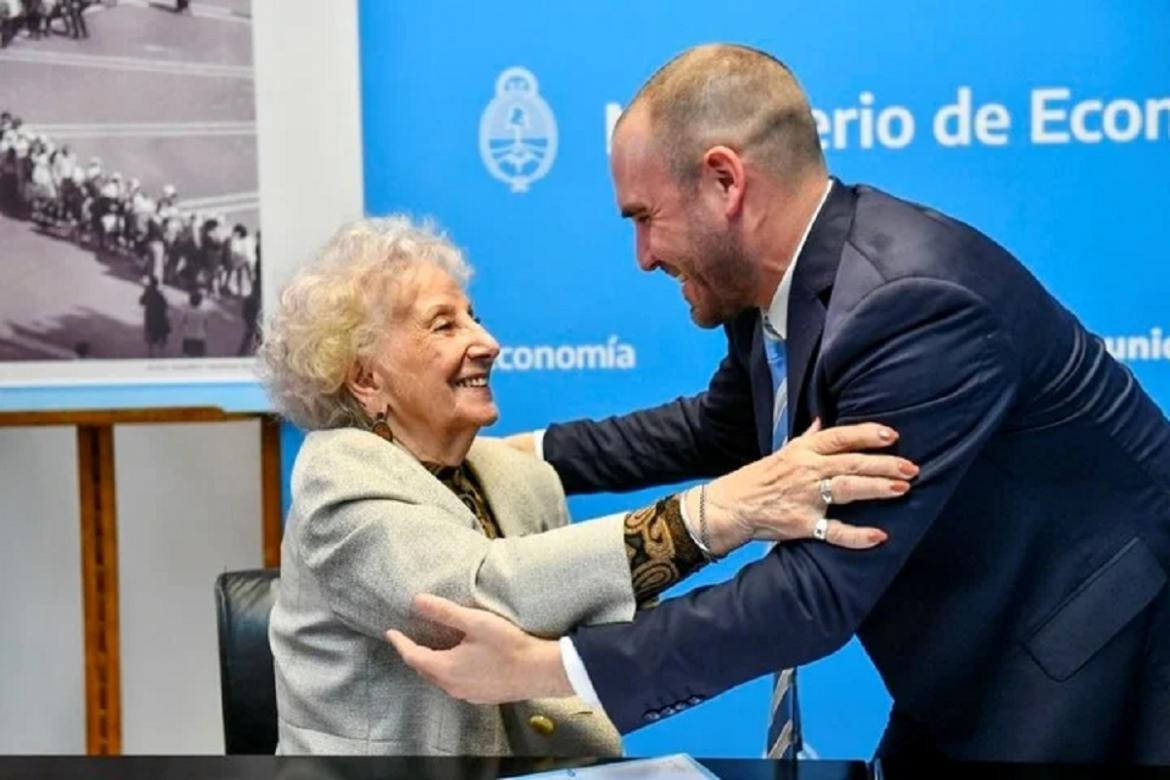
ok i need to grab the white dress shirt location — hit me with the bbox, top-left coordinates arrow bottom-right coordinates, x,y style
544,179 -> 835,712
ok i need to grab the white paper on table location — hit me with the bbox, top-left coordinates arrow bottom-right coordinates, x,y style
512,753 -> 719,779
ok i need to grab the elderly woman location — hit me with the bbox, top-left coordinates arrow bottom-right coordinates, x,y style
260,217 -> 915,756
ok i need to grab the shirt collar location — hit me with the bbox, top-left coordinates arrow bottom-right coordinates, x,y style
761,178 -> 834,341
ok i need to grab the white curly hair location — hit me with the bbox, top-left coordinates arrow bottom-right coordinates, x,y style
258,216 -> 471,430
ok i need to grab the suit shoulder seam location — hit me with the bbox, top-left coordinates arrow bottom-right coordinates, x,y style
833,272 -> 1022,377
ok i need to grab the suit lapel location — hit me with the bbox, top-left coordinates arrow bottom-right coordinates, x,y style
464,441 -> 531,539
388,439 -> 478,525
383,437 -> 531,537
745,316 -> 776,455
785,180 -> 856,436
786,284 -> 826,437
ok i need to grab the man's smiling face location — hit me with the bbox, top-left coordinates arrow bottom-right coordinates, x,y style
611,110 -> 756,328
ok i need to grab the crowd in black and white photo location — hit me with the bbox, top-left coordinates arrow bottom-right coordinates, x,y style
1,110 -> 261,357
0,0 -> 90,46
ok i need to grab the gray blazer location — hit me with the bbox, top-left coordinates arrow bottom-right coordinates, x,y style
269,428 -> 635,756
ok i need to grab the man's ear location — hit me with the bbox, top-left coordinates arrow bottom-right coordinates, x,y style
701,145 -> 746,218
345,359 -> 380,413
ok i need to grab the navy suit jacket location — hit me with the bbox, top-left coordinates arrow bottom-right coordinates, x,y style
543,181 -> 1170,762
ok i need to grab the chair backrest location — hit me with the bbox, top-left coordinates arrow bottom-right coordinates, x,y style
214,568 -> 279,754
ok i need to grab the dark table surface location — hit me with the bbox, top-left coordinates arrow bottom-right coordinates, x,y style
0,756 -> 1167,779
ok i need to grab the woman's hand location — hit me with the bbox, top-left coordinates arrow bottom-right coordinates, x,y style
693,420 -> 918,555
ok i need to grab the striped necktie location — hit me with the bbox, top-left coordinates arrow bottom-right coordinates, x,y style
762,322 -> 800,760
763,326 -> 789,453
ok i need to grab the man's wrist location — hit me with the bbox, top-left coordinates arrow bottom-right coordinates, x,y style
558,637 -> 604,709
532,636 -> 573,698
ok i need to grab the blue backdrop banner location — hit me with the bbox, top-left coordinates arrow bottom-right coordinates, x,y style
353,0 -> 1170,759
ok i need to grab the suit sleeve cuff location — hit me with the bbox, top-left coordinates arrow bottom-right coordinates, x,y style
533,428 -> 547,461
559,636 -> 605,712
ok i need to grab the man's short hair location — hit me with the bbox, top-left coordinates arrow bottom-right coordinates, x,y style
625,44 -> 825,186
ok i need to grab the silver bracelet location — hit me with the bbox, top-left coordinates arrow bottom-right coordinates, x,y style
698,484 -> 724,561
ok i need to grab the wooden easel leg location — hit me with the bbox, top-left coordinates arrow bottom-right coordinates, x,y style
77,424 -> 121,755
260,416 -> 282,568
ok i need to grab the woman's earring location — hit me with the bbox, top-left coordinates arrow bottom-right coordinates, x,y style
370,406 -> 393,442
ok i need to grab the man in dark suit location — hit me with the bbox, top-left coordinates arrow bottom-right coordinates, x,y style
388,44 -> 1170,763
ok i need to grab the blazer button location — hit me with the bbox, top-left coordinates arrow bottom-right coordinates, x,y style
645,711 -> 661,722
687,696 -> 703,705
528,714 -> 556,736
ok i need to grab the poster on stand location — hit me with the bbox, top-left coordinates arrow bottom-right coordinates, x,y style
0,0 -> 260,385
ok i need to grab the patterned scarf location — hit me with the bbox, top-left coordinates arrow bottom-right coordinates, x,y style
425,462 -> 502,540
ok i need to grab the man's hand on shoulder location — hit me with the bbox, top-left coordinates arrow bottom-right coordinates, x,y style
502,432 -> 537,456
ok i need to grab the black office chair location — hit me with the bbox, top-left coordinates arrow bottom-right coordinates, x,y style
214,567 -> 280,754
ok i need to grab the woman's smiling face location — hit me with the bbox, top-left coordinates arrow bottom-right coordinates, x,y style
365,263 -> 500,454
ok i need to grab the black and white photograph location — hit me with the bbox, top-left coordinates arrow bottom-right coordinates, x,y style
0,0 -> 260,377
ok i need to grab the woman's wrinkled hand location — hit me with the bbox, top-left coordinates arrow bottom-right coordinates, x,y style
697,420 -> 918,554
